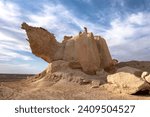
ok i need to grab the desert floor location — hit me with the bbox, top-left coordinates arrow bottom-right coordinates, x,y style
0,61 -> 150,100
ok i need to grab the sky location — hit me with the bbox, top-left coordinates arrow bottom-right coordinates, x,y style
0,0 -> 150,74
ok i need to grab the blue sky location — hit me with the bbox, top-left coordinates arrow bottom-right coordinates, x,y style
0,0 -> 150,74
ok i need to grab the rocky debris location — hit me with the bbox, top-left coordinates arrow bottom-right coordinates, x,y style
107,66 -> 150,94
27,60 -> 107,87
91,80 -> 101,88
22,22 -> 114,74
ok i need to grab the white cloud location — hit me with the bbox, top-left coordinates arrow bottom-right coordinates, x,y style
0,48 -> 32,61
0,0 -> 21,24
0,32 -> 30,52
102,12 -> 150,61
0,0 -> 32,63
27,3 -> 106,41
27,4 -> 83,40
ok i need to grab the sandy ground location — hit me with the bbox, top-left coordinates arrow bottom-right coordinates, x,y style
0,61 -> 150,100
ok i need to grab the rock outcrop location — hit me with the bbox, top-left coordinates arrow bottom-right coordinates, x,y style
21,23 -> 150,95
22,23 -> 114,74
107,66 -> 150,94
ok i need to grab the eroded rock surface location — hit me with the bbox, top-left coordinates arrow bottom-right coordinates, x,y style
107,66 -> 150,94
22,23 -> 113,74
21,23 -> 150,96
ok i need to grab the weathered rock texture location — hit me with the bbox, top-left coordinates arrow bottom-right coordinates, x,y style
28,60 -> 107,87
107,66 -> 150,94
22,23 -> 113,74
21,23 -> 150,95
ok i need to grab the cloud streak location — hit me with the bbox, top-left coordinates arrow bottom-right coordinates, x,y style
103,12 -> 150,61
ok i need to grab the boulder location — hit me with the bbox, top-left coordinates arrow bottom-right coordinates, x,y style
141,71 -> 149,79
145,75 -> 150,83
91,80 -> 101,88
107,66 -> 150,94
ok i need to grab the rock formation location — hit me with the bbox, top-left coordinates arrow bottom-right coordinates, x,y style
21,22 -> 114,74
107,66 -> 150,94
21,23 -> 150,95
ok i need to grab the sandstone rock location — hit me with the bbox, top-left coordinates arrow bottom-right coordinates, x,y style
62,36 -> 72,43
74,32 -> 101,74
22,23 -> 114,74
107,66 -> 150,94
21,22 -> 60,62
34,60 -> 106,86
141,71 -> 149,79
91,80 -> 101,88
145,75 -> 150,83
46,60 -> 69,73
94,36 -> 112,69
68,61 -> 82,69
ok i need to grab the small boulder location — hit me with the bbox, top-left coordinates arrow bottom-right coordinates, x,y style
141,71 -> 149,79
91,80 -> 101,88
145,75 -> 150,83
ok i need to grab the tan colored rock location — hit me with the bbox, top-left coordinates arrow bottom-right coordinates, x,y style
91,80 -> 101,88
22,23 -> 114,75
62,36 -> 72,43
63,39 -> 77,61
74,32 -> 101,74
21,22 -> 60,62
94,36 -> 112,69
43,60 -> 105,85
145,75 -> 150,83
141,71 -> 149,79
63,31 -> 102,74
46,60 -> 69,73
68,61 -> 82,69
107,66 -> 150,94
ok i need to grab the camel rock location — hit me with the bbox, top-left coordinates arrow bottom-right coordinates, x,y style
22,22 -> 113,74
